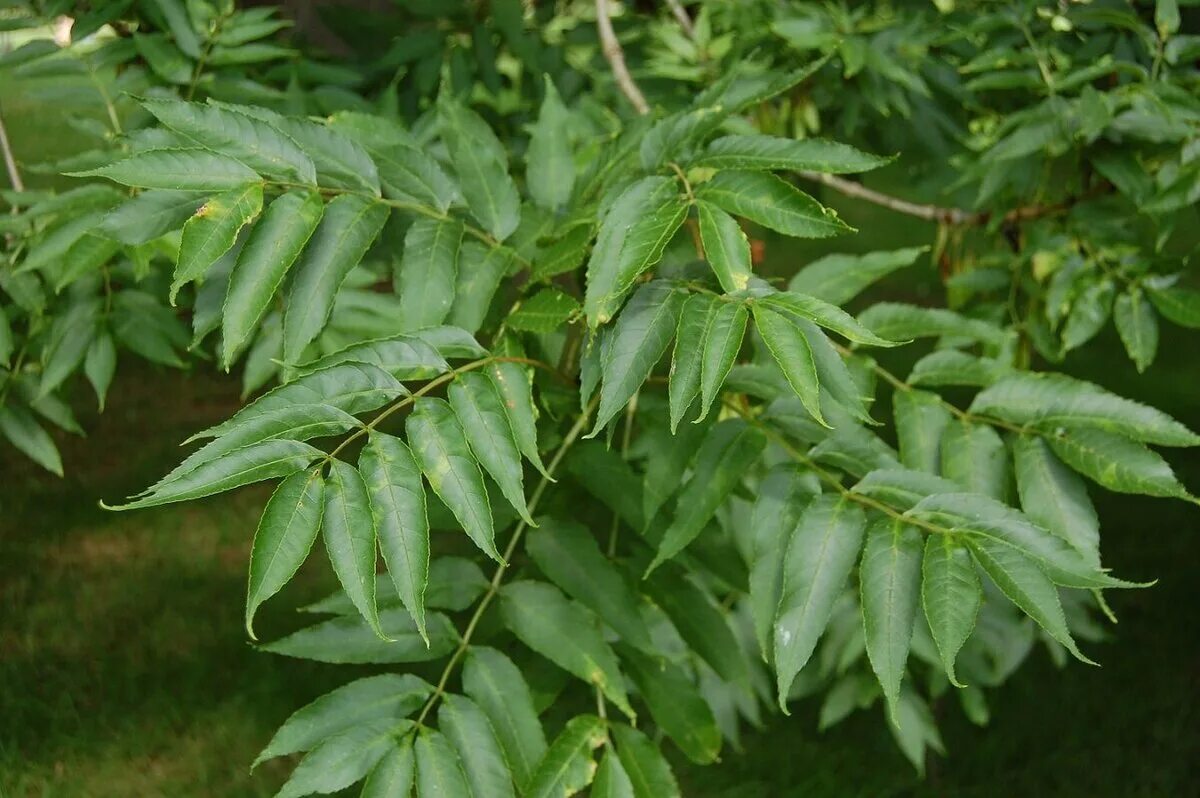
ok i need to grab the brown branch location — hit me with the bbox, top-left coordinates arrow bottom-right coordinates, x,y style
596,0 -> 649,116
0,101 -> 25,193
664,0 -> 696,39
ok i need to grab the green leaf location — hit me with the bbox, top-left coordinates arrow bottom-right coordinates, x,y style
370,143 -> 460,213
360,432 -> 430,640
508,287 -> 580,333
1048,427 -> 1191,498
439,694 -> 515,798
857,303 -> 1009,348
774,495 -> 865,709
526,518 -> 655,652
583,178 -> 687,327
282,194 -> 389,363
592,281 -> 684,436
1061,279 -> 1113,352
261,607 -> 456,663
323,460 -> 382,636
788,247 -> 926,305
109,439 -> 323,510
893,389 -> 951,474
593,749 -> 636,798
406,397 -> 500,560
84,330 -> 116,411
172,182 -> 262,302
361,739 -> 415,798
611,724 -> 680,798
69,149 -> 262,190
415,727 -> 473,798
97,189 -> 204,245
449,371 -> 534,525
761,292 -> 901,347
697,201 -> 753,292
0,405 -> 62,476
860,517 -> 922,719
667,294 -> 712,432
1156,0 -> 1180,36
695,135 -> 891,173
1146,283 -> 1200,328
965,536 -> 1092,663
486,361 -> 551,480
462,647 -> 547,791
532,224 -> 592,282
499,581 -> 633,718
270,114 -> 381,194
1012,435 -> 1100,567
1114,288 -> 1158,373
970,373 -> 1200,447
696,301 -> 749,423
749,465 -> 821,659
438,97 -> 521,241
567,443 -> 645,531
148,0 -> 201,57
524,715 -> 606,798
648,419 -> 766,572
141,98 -> 317,184
293,335 -> 448,381
221,190 -> 324,368
395,218 -> 463,332
527,76 -> 575,211
39,297 -> 100,398
255,674 -> 431,764
695,170 -> 850,239
135,32 -> 191,83
888,688 -> 944,776
940,420 -> 1008,500
619,646 -> 722,764
246,469 -> 325,638
753,304 -> 825,426
921,535 -> 980,687
277,718 -> 403,798
907,350 -> 1011,388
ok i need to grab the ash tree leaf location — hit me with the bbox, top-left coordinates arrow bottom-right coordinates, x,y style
323,459 -> 383,637
282,194 -> 390,364
107,439 -> 324,510
695,134 -> 892,173
753,303 -> 825,426
245,468 -> 325,638
270,114 -> 382,194
893,389 -> 951,474
526,517 -> 655,652
526,75 -> 575,212
907,350 -> 1012,388
171,181 -> 262,303
921,534 -> 980,687
261,607 -> 457,664
940,419 -> 1009,501
69,149 -> 262,191
448,371 -> 535,525
359,432 -> 430,641
1061,279 -> 1113,352
438,96 -> 521,241
416,727 -> 473,798
361,739 -> 415,798
761,292 -> 902,347
463,647 -> 547,790
406,397 -> 500,562
965,535 -> 1093,664
1048,427 -> 1191,499
774,495 -> 866,709
293,335 -> 448,381
888,688 -> 944,777
140,98 -> 317,184
1146,282 -> 1200,328
593,749 -> 636,798
591,281 -> 685,436
860,517 -> 923,720
499,580 -> 634,718
801,319 -> 872,423
618,646 -> 722,765
788,247 -> 926,305
255,673 -> 432,765
96,189 -> 204,245
694,170 -> 851,239
648,419 -> 766,572
147,0 -> 201,56
276,718 -> 404,798
395,217 -> 463,332
668,294 -> 713,432
611,724 -> 681,798
439,694 -> 515,798
1012,435 -> 1100,567
487,361 -> 552,480
1114,287 -> 1158,373
524,715 -> 606,798
696,301 -> 749,423
39,297 -> 100,398
970,372 -> 1200,446
369,142 -> 461,212
857,303 -> 1009,348
507,287 -> 580,333
84,330 -> 117,411
697,201 -> 753,292
0,405 -> 62,476
220,190 -> 324,368
583,177 -> 688,327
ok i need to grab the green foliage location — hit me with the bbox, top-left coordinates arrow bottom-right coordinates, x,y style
2,0 -> 1198,793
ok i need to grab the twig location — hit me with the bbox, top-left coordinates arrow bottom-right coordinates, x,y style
596,0 -> 650,115
0,101 -> 24,193
664,0 -> 695,39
